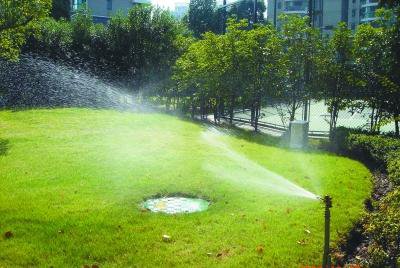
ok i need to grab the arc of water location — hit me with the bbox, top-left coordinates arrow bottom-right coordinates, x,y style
202,128 -> 318,200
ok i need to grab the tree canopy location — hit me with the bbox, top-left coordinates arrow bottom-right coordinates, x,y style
227,0 -> 266,23
188,0 -> 217,37
0,0 -> 52,60
51,0 -> 70,20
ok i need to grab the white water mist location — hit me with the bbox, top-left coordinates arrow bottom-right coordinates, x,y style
202,127 -> 319,200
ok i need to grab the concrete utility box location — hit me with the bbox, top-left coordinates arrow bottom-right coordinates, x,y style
289,120 -> 309,149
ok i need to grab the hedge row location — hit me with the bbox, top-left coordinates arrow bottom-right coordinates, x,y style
333,127 -> 400,266
334,127 -> 400,186
387,151 -> 400,187
363,189 -> 400,267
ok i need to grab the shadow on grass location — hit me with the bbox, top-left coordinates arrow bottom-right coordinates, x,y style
0,139 -> 9,156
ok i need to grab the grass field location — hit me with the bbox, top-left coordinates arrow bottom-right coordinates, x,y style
0,109 -> 371,267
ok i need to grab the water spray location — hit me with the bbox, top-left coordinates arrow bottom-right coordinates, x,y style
320,195 -> 332,268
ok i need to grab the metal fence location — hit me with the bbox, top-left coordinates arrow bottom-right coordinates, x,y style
223,100 -> 395,138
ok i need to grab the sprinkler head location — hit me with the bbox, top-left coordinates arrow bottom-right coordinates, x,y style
317,195 -> 332,208
323,195 -> 332,208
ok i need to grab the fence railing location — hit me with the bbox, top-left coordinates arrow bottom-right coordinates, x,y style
220,115 -> 330,138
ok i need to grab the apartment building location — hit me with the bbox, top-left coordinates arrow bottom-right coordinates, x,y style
173,2 -> 189,19
71,0 -> 150,23
267,0 -> 379,34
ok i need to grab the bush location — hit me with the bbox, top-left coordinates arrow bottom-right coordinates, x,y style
332,128 -> 400,266
331,127 -> 354,152
26,18 -> 72,59
388,151 -> 400,186
346,133 -> 400,167
22,5 -> 187,90
363,188 -> 400,267
344,132 -> 400,186
331,127 -> 378,152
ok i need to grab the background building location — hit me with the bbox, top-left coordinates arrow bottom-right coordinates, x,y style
267,0 -> 379,34
71,0 -> 150,23
173,2 -> 189,19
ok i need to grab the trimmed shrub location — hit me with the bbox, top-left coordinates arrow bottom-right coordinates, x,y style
388,151 -> 400,186
25,18 -> 73,59
347,134 -> 400,166
332,128 -> 400,266
363,188 -> 400,267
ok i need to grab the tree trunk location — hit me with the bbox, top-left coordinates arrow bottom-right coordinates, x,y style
374,108 -> 382,133
200,97 -> 205,120
229,95 -> 234,124
290,101 -> 296,121
191,97 -> 195,119
389,255 -> 397,268
370,106 -> 375,131
254,100 -> 260,132
251,104 -> 255,126
394,113 -> 399,137
329,102 -> 339,141
220,99 -> 225,117
166,97 -> 171,111
217,96 -> 222,123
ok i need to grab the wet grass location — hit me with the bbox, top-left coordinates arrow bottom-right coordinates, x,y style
0,108 -> 371,267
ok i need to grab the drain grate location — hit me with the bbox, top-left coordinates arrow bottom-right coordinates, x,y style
142,196 -> 209,214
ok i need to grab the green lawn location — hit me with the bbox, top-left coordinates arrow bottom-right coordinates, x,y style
0,109 -> 371,267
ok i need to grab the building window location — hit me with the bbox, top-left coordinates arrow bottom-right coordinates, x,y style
73,0 -> 86,11
352,9 -> 356,17
107,0 -> 112,10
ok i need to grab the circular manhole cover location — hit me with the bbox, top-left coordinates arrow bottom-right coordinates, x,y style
142,196 -> 209,214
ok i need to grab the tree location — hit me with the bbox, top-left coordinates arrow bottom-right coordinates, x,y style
383,7 -> 400,136
51,0 -> 70,20
70,7 -> 93,54
174,38 -> 208,117
354,23 -> 390,132
25,17 -> 73,59
279,15 -> 321,122
240,23 -> 284,131
257,25 -> 285,130
0,0 -> 52,60
318,22 -> 356,140
223,19 -> 249,124
227,0 -> 266,24
354,7 -> 400,137
188,0 -> 217,37
379,0 -> 400,8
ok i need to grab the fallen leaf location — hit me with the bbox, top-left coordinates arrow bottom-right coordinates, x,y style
162,234 -> 171,242
333,252 -> 345,262
256,245 -> 264,254
297,239 -> 306,245
4,231 -> 13,239
216,249 -> 230,258
304,229 -> 311,235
